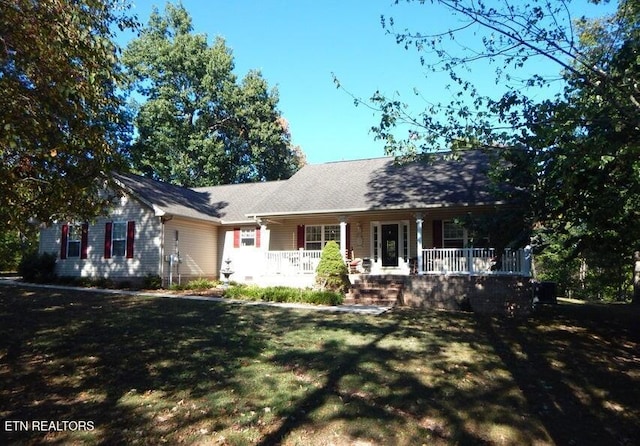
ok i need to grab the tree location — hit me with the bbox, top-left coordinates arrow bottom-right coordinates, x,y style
123,3 -> 303,187
350,0 -> 639,300
0,0 -> 136,234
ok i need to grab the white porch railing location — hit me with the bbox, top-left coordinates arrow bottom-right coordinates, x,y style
422,248 -> 531,276
264,250 -> 322,275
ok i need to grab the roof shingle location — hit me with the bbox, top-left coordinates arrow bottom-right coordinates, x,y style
113,150 -> 501,223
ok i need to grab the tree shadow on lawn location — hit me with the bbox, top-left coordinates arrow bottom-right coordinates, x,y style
1,286 -> 275,444
2,285 -> 638,445
261,309 -> 551,445
2,286 -> 549,445
476,302 -> 640,446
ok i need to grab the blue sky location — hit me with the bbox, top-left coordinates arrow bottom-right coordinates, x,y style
119,0 -> 609,164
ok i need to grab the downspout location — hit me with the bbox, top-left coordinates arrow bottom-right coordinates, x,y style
160,217 -> 165,287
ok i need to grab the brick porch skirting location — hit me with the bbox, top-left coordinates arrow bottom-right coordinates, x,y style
401,275 -> 534,316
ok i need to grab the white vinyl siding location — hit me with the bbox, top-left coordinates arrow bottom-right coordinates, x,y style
163,218 -> 218,282
39,193 -> 161,280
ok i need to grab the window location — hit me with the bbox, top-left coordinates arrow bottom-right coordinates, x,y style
241,228 -> 256,247
441,220 -> 489,248
402,224 -> 409,261
443,221 -> 465,248
305,226 -> 322,250
305,224 -> 339,250
67,225 -> 82,258
373,225 -> 379,261
112,222 -> 127,257
105,221 -> 135,259
233,227 -> 260,248
60,223 -> 88,260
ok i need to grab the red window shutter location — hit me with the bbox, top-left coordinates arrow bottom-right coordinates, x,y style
104,222 -> 113,259
296,225 -> 305,249
432,220 -> 443,248
126,221 -> 135,259
233,228 -> 240,248
60,224 -> 68,260
80,223 -> 89,259
255,226 -> 261,248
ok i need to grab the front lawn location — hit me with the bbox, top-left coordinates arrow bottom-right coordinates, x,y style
1,284 -> 638,445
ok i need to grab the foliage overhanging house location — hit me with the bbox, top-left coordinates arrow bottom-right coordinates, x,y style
39,151 -> 533,310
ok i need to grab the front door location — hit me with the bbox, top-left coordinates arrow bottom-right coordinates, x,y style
381,224 -> 399,267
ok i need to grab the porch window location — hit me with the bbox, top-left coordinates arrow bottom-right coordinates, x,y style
373,225 -> 379,261
305,224 -> 339,250
443,221 -> 465,248
442,220 -> 490,248
402,223 -> 409,261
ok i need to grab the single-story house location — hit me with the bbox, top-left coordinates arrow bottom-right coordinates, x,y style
38,150 -> 532,309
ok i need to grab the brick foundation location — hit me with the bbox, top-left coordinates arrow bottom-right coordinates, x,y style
401,275 -> 534,316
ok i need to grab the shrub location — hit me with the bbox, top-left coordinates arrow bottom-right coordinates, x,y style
142,274 -> 163,290
169,277 -> 219,291
224,285 -> 343,305
224,284 -> 261,300
18,251 -> 57,283
184,278 -> 218,290
315,240 -> 350,292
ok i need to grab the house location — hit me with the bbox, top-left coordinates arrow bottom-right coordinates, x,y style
38,150 -> 533,311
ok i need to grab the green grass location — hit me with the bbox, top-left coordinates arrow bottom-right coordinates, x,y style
1,285 -> 638,445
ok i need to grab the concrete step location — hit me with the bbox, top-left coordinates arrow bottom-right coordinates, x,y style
343,295 -> 398,306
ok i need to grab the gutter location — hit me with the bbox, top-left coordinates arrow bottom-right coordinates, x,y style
246,201 -> 510,220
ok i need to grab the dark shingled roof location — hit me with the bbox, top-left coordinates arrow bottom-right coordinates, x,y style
192,181 -> 284,223
247,150 -> 502,217
113,151 -> 502,223
113,173 -> 283,224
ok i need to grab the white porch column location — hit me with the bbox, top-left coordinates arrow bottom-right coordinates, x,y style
415,213 -> 424,274
339,216 -> 348,261
259,221 -> 269,251
258,219 -> 268,277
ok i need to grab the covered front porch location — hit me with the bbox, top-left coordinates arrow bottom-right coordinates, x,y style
260,246 -> 531,278
224,210 -> 531,288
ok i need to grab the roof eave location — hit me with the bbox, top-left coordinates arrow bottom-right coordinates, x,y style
247,201 -> 510,219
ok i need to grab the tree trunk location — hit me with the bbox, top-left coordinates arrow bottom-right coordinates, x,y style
633,251 -> 640,304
